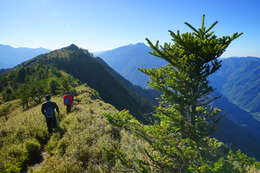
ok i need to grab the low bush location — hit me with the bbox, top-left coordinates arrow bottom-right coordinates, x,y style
25,139 -> 41,164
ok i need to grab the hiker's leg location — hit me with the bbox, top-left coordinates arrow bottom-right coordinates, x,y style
66,105 -> 69,113
66,105 -> 71,113
46,118 -> 52,134
48,117 -> 57,133
68,105 -> 72,113
53,116 -> 57,128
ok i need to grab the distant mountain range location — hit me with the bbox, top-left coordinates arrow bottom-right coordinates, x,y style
0,44 -> 50,69
96,43 -> 260,114
96,43 -> 260,159
0,69 -> 7,75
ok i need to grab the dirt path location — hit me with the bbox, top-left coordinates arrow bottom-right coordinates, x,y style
27,114 -> 66,172
27,151 -> 48,172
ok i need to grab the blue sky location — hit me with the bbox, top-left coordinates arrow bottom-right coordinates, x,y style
0,0 -> 259,57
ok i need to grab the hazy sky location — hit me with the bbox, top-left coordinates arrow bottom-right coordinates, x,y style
0,0 -> 259,57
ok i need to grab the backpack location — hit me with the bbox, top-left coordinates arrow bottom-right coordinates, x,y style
64,97 -> 70,105
45,105 -> 54,118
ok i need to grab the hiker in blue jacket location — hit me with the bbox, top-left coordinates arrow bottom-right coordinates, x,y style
41,95 -> 60,134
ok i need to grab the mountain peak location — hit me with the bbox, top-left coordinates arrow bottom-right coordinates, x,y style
127,42 -> 147,48
135,42 -> 146,47
64,44 -> 79,51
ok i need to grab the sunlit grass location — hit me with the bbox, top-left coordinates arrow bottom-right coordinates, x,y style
0,84 -> 146,172
1,84 -> 259,172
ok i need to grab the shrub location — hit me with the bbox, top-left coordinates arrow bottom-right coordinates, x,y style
0,104 -> 11,120
6,144 -> 28,172
25,139 -> 41,164
70,88 -> 78,96
39,156 -> 84,173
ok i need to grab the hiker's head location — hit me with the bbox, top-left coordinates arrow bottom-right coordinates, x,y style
45,94 -> 51,101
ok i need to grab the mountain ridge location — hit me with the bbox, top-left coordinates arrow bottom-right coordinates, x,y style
14,44 -> 155,123
95,42 -> 167,87
0,44 -> 50,69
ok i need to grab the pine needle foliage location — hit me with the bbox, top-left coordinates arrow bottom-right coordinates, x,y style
140,14 -> 243,137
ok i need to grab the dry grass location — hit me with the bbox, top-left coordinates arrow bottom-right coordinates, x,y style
1,84 -> 259,173
0,84 -> 145,172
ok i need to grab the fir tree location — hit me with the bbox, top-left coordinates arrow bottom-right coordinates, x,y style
140,14 -> 243,138
16,67 -> 26,83
49,80 -> 59,95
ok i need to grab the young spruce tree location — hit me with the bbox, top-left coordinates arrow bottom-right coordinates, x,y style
105,15 -> 243,172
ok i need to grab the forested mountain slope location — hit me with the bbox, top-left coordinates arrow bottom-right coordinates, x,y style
210,57 -> 260,116
213,93 -> 260,159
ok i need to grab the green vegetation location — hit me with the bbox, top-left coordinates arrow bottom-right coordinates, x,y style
0,99 -> 49,172
104,15 -> 260,172
0,104 -> 11,120
0,64 -> 79,109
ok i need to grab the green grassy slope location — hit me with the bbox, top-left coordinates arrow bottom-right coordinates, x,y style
0,85 -> 148,172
